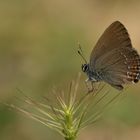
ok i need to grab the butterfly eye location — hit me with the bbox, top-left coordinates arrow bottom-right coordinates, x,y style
82,64 -> 88,72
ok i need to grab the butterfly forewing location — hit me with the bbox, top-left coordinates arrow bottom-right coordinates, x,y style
90,21 -> 132,70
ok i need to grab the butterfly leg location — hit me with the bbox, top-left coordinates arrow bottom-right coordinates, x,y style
90,81 -> 99,93
85,80 -> 95,94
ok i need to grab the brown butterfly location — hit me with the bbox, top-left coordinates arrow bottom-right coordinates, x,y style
79,21 -> 140,91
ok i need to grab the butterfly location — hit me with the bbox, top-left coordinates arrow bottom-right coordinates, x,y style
79,21 -> 140,92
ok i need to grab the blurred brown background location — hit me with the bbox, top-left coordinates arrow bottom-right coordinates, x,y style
1,0 -> 140,140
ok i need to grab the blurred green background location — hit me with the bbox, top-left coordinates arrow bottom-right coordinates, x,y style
1,0 -> 140,140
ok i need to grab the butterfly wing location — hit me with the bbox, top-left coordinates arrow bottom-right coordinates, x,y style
90,21 -> 140,89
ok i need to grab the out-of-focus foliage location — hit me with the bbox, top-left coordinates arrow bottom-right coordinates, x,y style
1,0 -> 140,140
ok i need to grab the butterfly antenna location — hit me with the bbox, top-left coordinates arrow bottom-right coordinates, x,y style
77,43 -> 88,64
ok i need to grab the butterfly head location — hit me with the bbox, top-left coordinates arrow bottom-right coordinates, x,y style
82,64 -> 89,73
